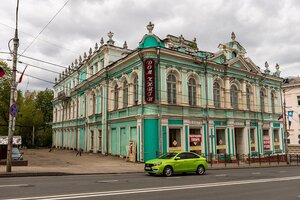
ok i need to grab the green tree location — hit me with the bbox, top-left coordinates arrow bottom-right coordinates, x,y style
0,61 -> 12,135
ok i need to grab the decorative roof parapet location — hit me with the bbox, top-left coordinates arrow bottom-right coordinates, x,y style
123,41 -> 128,49
100,37 -> 104,46
231,32 -> 236,41
95,43 -> 98,51
107,31 -> 115,45
79,55 -> 82,64
264,61 -> 270,74
89,47 -> 92,56
273,63 -> 281,77
146,21 -> 154,34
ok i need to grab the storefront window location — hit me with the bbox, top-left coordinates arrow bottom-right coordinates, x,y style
169,128 -> 181,152
263,129 -> 271,152
250,128 -> 256,152
189,128 -> 201,154
273,129 -> 280,150
216,129 -> 226,154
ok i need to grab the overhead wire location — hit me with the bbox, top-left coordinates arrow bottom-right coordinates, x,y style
18,0 -> 71,57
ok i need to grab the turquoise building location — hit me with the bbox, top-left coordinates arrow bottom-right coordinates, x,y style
52,22 -> 284,162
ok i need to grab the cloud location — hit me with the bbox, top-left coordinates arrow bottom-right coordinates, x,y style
1,0 -> 300,92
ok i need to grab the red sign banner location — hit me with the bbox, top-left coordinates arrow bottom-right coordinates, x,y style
144,59 -> 155,103
263,135 -> 271,151
190,134 -> 201,143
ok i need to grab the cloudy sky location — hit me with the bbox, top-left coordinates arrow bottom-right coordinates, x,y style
0,0 -> 299,91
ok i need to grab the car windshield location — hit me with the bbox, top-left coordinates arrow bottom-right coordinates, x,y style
159,152 -> 177,159
12,148 -> 20,154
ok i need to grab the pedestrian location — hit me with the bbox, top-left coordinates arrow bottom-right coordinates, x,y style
76,148 -> 83,156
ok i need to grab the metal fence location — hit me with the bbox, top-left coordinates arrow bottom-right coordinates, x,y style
203,153 -> 300,167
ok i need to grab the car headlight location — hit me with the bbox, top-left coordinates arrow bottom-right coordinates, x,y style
153,162 -> 162,166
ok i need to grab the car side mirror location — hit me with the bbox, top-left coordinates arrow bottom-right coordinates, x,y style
175,157 -> 181,160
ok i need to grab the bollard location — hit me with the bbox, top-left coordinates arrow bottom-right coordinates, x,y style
259,154 -> 261,166
224,154 -> 227,167
237,154 -> 239,166
297,154 -> 299,166
277,154 -> 280,165
289,154 -> 292,165
269,154 -> 271,166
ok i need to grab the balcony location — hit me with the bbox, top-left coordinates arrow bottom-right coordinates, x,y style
57,90 -> 71,100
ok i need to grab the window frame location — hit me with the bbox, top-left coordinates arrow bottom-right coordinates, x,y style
167,74 -> 177,104
188,78 -> 197,106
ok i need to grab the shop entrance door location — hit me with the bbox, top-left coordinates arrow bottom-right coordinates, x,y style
234,128 -> 245,156
168,128 -> 182,152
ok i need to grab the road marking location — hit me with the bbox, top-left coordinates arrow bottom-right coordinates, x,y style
0,184 -> 29,188
215,174 -> 227,177
4,176 -> 300,200
96,180 -> 119,183
252,172 -> 261,175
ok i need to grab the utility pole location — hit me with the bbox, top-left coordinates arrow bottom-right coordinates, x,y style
282,88 -> 289,164
7,0 -> 19,172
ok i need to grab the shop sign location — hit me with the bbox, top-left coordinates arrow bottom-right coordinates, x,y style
144,59 -> 155,103
263,135 -> 270,151
0,136 -> 22,145
190,134 -> 201,145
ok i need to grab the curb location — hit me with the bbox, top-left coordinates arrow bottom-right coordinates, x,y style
1,165 -> 298,178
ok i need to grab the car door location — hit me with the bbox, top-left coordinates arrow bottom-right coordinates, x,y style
185,152 -> 200,171
173,153 -> 191,172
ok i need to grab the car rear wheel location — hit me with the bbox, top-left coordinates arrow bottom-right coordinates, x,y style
163,166 -> 173,177
196,165 -> 205,175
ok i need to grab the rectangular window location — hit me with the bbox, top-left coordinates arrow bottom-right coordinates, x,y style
250,128 -> 256,152
169,128 -> 181,152
273,129 -> 280,150
98,130 -> 102,153
189,128 -> 201,154
298,96 -> 300,106
216,129 -> 226,154
90,130 -> 94,151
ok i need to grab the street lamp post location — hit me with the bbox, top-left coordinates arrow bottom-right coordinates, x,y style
282,88 -> 289,164
6,0 -> 20,172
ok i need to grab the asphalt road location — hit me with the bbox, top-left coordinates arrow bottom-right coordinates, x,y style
0,166 -> 300,200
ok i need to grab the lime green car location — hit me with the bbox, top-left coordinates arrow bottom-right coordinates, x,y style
144,152 -> 208,177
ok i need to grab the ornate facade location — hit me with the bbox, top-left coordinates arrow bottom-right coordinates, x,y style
52,22 -> 284,162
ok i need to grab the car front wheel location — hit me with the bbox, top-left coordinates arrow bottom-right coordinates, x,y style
163,166 -> 173,177
196,165 -> 205,175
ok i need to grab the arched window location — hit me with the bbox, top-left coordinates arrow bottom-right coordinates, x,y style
260,90 -> 265,112
271,92 -> 275,113
213,82 -> 221,108
123,80 -> 128,108
232,51 -> 237,58
73,101 -> 76,119
114,85 -> 118,110
246,87 -> 251,110
133,76 -> 138,105
188,78 -> 196,106
92,93 -> 96,115
167,74 -> 177,104
230,85 -> 238,109
100,88 -> 103,113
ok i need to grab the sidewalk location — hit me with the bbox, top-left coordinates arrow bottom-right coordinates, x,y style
0,148 -> 296,177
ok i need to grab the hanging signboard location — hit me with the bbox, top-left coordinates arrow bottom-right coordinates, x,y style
263,135 -> 271,151
0,136 -> 22,145
144,59 -> 155,103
